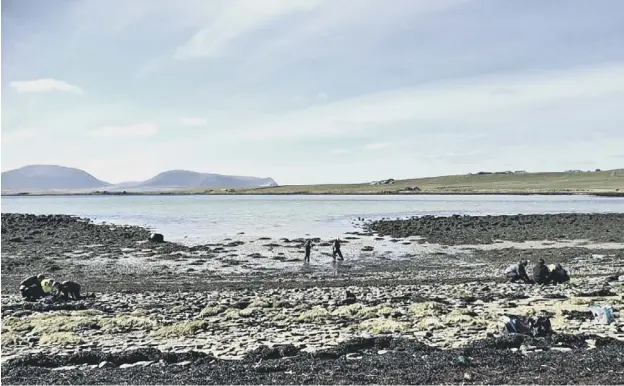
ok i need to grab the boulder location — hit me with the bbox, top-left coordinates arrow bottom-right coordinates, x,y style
149,233 -> 164,243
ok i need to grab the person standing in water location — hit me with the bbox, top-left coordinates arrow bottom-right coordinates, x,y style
333,239 -> 344,261
304,239 -> 312,263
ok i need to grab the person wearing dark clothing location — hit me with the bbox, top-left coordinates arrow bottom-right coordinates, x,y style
332,239 -> 344,261
20,274 -> 44,288
504,260 -> 531,283
304,240 -> 312,263
533,258 -> 551,285
549,264 -> 570,284
20,285 -> 44,301
53,281 -> 83,300
19,274 -> 45,301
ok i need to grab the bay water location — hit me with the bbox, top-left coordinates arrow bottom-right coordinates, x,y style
2,195 -> 623,245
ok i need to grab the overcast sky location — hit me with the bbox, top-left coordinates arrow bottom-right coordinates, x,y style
2,0 -> 624,184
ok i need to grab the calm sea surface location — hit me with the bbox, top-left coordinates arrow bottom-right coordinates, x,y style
2,195 -> 623,244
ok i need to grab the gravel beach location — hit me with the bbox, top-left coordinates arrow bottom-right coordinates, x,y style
2,212 -> 624,384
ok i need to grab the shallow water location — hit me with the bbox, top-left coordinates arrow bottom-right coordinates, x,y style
2,195 -> 623,244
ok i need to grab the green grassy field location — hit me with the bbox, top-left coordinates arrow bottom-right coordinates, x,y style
224,169 -> 624,195
3,169 -> 624,196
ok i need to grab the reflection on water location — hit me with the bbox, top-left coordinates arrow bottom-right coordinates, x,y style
331,260 -> 338,277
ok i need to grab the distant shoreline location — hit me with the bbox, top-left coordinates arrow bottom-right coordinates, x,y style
2,191 -> 624,197
3,168 -> 623,197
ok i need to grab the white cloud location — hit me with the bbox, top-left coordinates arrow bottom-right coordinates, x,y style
89,123 -> 158,138
174,0 -> 323,59
230,62 -> 624,141
179,117 -> 208,127
363,142 -> 391,150
331,148 -> 349,154
316,91 -> 328,99
9,78 -> 84,94
135,57 -> 173,79
239,0 -> 472,82
2,129 -> 38,144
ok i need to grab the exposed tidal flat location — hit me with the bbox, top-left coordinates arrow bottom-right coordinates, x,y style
2,195 -> 624,384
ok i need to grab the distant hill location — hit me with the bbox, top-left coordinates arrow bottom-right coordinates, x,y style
136,170 -> 277,189
2,166 -> 622,196
1,165 -> 110,191
1,165 -> 278,193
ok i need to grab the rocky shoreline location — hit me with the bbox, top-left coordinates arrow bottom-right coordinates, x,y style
2,212 -> 624,384
365,213 -> 624,245
2,278 -> 624,384
4,334 -> 624,384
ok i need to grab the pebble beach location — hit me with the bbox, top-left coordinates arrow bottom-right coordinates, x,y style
2,212 -> 624,384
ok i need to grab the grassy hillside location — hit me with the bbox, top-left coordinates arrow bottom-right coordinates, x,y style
186,169 -> 624,195
3,169 -> 624,196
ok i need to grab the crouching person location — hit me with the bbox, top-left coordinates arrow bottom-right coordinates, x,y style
533,258 -> 551,285
19,273 -> 45,302
40,278 -> 57,297
505,260 -> 532,283
549,264 -> 570,284
52,280 -> 85,300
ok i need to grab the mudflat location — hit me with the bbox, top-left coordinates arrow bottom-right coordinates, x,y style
2,212 -> 624,384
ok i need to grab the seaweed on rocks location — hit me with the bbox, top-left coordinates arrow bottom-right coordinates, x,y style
246,344 -> 300,361
542,293 -> 568,299
4,336 -> 624,385
576,288 -> 618,297
1,300 -> 90,314
4,347 -> 215,369
364,213 -> 624,245
561,310 -> 594,320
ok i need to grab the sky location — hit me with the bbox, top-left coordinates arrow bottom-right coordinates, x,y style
2,0 -> 624,185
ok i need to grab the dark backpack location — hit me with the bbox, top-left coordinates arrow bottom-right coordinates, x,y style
502,315 -> 552,337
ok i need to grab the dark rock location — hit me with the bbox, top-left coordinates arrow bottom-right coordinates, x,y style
340,291 -> 357,306
246,344 -> 300,361
543,294 -> 568,300
577,289 -> 617,297
561,310 -> 594,321
46,264 -> 62,272
232,300 -> 250,310
149,233 -> 164,243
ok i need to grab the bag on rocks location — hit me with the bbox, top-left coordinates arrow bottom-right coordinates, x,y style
500,315 -> 552,337
589,306 -> 615,325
